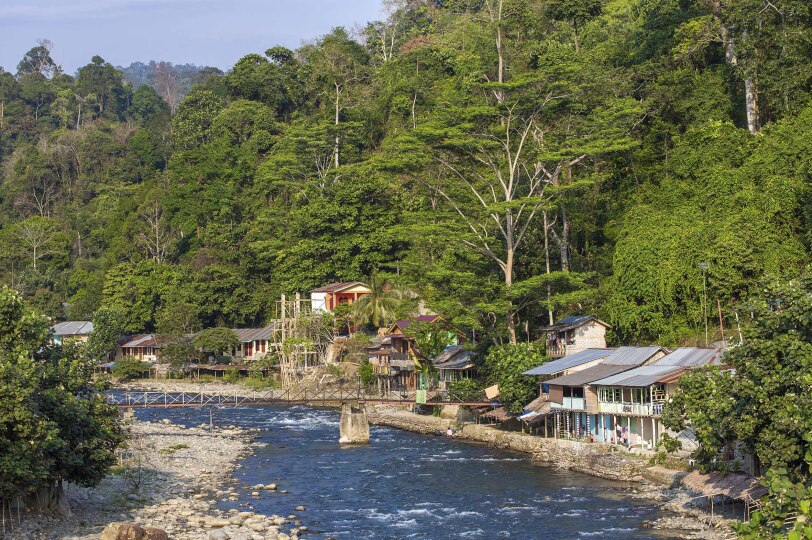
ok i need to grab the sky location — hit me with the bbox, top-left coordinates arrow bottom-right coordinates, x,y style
0,0 -> 384,74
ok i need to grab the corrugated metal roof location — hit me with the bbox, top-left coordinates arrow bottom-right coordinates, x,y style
232,324 -> 277,342
52,321 -> 94,335
657,369 -> 692,385
433,345 -> 463,364
523,348 -> 615,376
591,365 -> 688,387
544,364 -> 633,386
653,347 -> 724,367
311,281 -> 369,293
603,346 -> 669,366
120,334 -> 158,348
539,315 -> 611,332
434,351 -> 476,370
393,315 -> 440,333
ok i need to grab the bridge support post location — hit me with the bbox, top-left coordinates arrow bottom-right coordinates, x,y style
339,402 -> 370,445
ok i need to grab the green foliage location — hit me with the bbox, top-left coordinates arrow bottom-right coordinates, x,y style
87,305 -> 127,362
358,360 -> 376,386
111,356 -> 151,380
406,320 -> 456,374
194,327 -> 240,358
734,464 -> 812,539
605,120 -> 808,345
448,378 -> 484,402
352,272 -> 409,328
172,89 -> 224,150
0,286 -> 127,498
663,268 -> 812,530
484,343 -> 547,414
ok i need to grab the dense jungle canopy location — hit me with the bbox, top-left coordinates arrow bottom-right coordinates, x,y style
0,0 -> 810,346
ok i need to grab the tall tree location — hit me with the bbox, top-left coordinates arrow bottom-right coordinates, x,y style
16,40 -> 58,78
302,27 -> 370,168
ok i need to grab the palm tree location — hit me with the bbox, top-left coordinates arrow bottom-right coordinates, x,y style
352,272 -> 408,329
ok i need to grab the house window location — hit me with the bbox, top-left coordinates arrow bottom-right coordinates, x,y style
599,387 -> 622,403
631,388 -> 651,404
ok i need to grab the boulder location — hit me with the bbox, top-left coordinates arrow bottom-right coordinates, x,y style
100,522 -> 169,540
208,531 -> 230,540
204,517 -> 231,528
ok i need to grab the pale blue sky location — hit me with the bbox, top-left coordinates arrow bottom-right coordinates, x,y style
0,0 -> 383,74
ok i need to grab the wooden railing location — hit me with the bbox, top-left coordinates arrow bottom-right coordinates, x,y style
546,344 -> 567,358
598,402 -> 654,416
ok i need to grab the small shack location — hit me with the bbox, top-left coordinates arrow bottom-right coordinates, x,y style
540,315 -> 611,358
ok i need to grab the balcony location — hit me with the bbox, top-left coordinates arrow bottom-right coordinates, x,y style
547,344 -> 568,358
598,402 -> 654,416
551,397 -> 585,410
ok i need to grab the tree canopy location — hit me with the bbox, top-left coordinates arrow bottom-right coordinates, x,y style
0,1 -> 809,350
0,286 -> 126,500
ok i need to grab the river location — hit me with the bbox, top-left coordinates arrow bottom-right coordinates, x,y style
135,404 -> 683,539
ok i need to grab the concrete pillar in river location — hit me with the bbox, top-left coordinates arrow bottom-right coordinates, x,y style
339,402 -> 370,444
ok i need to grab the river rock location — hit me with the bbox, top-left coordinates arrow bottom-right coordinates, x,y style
208,530 -> 230,540
264,483 -> 277,490
100,522 -> 169,540
204,517 -> 231,528
294,506 -> 305,511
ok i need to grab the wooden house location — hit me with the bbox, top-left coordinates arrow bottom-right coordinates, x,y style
310,282 -> 372,313
543,346 -> 668,441
590,347 -> 725,448
541,315 -> 611,358
117,334 -> 162,363
433,345 -> 477,391
51,321 -> 94,346
228,325 -> 278,362
367,315 -> 461,392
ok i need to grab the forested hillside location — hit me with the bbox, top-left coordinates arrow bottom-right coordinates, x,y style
0,0 -> 809,346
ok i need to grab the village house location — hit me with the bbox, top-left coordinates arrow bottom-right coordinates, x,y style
310,281 -> 372,313
228,325 -> 278,362
433,345 -> 477,391
518,348 -> 616,432
51,321 -> 94,346
542,346 -> 669,441
117,334 -> 162,363
541,315 -> 611,358
590,347 -> 725,448
367,315 -> 461,392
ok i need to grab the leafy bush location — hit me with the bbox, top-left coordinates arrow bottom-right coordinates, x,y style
111,356 -> 151,380
448,378 -> 484,402
194,327 -> 240,357
484,343 -> 546,414
358,360 -> 376,386
242,376 -> 278,391
223,369 -> 241,384
0,286 -> 127,500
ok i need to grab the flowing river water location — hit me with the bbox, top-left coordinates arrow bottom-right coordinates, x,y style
135,404 -> 684,539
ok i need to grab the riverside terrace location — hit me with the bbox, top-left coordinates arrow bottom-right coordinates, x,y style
520,347 -> 726,448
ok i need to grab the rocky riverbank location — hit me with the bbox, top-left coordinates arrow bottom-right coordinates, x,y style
8,420 -> 306,540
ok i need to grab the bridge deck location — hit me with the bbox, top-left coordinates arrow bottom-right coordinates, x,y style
109,390 -> 492,409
